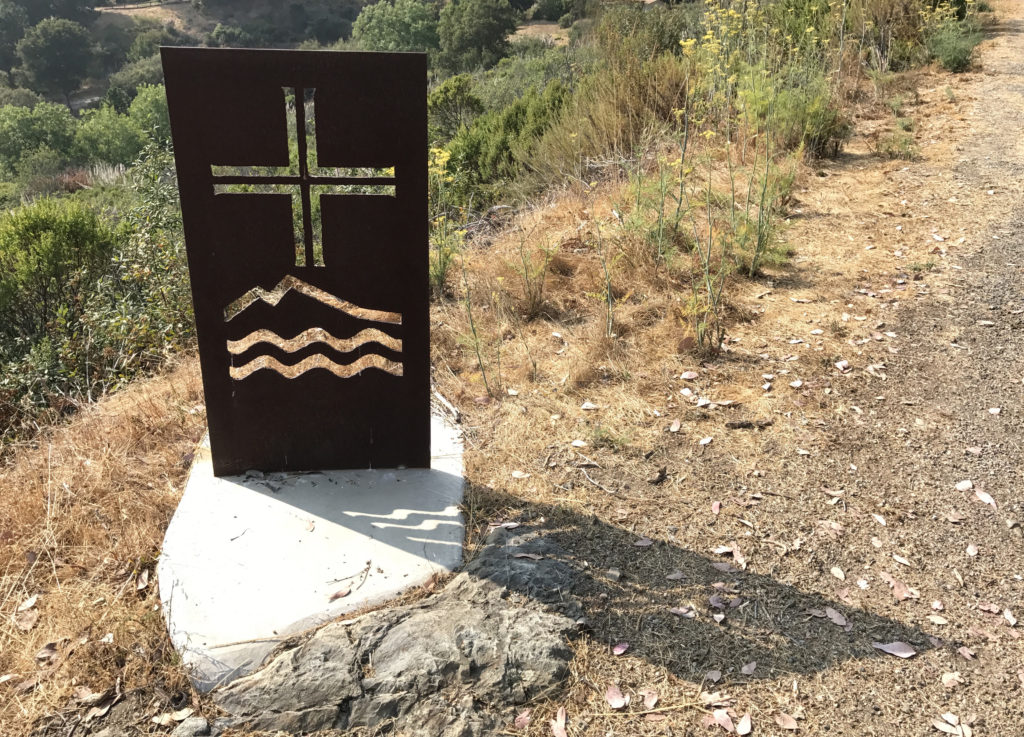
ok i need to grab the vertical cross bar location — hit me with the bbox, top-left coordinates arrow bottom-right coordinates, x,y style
293,87 -> 315,269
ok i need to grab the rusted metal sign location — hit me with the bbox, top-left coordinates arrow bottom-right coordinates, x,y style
162,48 -> 429,476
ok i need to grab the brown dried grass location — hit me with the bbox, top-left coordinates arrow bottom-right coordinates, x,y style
0,359 -> 205,735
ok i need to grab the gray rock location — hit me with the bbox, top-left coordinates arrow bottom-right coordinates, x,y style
215,528 -> 579,736
171,717 -> 211,737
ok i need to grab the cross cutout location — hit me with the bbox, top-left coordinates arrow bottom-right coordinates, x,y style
211,86 -> 396,267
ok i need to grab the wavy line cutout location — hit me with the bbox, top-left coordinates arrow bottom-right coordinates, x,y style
230,353 -> 404,380
224,275 -> 402,324
227,327 -> 402,355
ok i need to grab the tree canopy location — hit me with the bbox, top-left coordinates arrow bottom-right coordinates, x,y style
437,0 -> 519,74
10,0 -> 94,25
0,1 -> 29,73
351,0 -> 440,53
15,18 -> 94,102
0,101 -> 76,176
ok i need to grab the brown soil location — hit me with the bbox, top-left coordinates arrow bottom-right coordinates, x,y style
2,4 -> 1023,737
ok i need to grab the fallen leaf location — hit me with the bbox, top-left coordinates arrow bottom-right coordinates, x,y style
171,708 -> 194,721
790,380 -> 804,389
17,595 -> 38,612
776,712 -> 799,730
706,669 -> 722,683
830,566 -> 846,581
0,674 -> 17,685
681,371 -> 700,380
514,709 -> 532,729
941,712 -> 960,727
713,708 -> 736,732
513,552 -> 544,560
511,470 -> 530,479
669,606 -> 696,618
871,513 -> 886,526
634,537 -> 654,547
957,646 -> 975,660
14,607 -> 38,631
646,713 -> 667,722
955,480 -> 974,492
928,615 -> 949,625
974,490 -> 997,509
892,554 -> 912,567
550,706 -> 567,737
669,419 -> 681,433
612,642 -> 629,656
581,401 -> 598,410
966,544 -> 978,557
737,713 -> 752,735
1005,609 -> 1018,627
941,672 -> 964,689
932,718 -> 960,735
988,407 -> 1001,415
35,643 -> 59,665
879,571 -> 919,602
978,602 -> 1001,614
571,439 -> 587,448
741,661 -> 757,675
605,683 -> 630,710
825,607 -> 847,627
666,570 -> 685,581
872,641 -> 917,658
329,587 -> 351,602
639,689 -> 659,709
713,612 -> 726,623
136,568 -> 150,590
712,500 -> 722,515
85,702 -> 112,722
700,436 -> 714,446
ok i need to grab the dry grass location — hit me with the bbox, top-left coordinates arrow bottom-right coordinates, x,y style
0,359 -> 205,735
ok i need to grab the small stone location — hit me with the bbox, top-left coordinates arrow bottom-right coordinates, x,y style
172,717 -> 212,737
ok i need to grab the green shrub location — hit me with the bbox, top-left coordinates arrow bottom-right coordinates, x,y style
0,198 -> 117,347
926,18 -> 982,72
558,12 -> 572,28
447,81 -> 569,202
769,71 -> 852,158
105,53 -> 164,111
472,44 -> 578,112
74,105 -> 146,166
876,131 -> 919,160
0,102 -> 76,177
428,74 -> 484,143
0,146 -> 193,437
128,83 -> 171,144
207,23 -> 257,47
0,86 -> 41,107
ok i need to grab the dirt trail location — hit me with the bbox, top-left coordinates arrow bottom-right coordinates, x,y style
514,7 -> 1024,736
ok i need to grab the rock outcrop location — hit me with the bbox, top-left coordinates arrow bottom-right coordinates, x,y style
214,527 -> 581,736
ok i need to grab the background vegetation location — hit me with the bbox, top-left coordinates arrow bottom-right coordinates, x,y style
0,0 -> 987,441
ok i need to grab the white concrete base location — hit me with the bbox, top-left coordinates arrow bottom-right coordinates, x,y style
157,413 -> 464,691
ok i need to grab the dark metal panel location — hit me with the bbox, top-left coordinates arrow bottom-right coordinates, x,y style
162,47 -> 429,476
